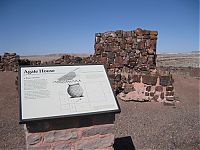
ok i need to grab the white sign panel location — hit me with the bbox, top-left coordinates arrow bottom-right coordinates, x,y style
19,64 -> 120,122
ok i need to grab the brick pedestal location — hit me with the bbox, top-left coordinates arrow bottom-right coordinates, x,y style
24,113 -> 115,150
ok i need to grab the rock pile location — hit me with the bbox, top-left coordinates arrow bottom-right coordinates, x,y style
0,53 -> 20,72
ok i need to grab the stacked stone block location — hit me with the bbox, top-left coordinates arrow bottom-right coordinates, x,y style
118,73 -> 175,102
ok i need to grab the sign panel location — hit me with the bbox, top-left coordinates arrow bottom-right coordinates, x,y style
19,64 -> 120,123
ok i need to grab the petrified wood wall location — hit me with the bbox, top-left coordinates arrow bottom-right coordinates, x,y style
93,28 -> 158,72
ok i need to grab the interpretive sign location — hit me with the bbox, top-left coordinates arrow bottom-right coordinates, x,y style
19,64 -> 120,123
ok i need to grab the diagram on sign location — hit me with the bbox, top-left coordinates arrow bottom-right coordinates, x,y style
55,68 -> 84,97
54,68 -> 87,112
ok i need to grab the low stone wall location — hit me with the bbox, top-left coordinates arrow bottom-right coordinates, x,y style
0,53 -> 42,72
25,113 -> 115,150
0,53 -> 20,72
117,73 -> 175,103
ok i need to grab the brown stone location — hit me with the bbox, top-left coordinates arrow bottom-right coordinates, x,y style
145,92 -> 149,96
165,91 -> 174,96
53,143 -> 71,150
153,95 -> 159,101
147,49 -> 154,54
124,83 -> 134,94
43,130 -> 77,143
150,31 -> 158,35
27,133 -> 42,145
138,41 -> 145,49
76,134 -> 114,149
160,92 -> 165,99
142,75 -> 157,85
155,86 -> 163,92
166,96 -> 175,101
115,56 -> 123,64
114,74 -> 121,82
160,75 -> 172,86
100,57 -> 107,64
107,69 -> 115,78
104,46 -> 112,52
143,30 -> 150,35
163,101 -> 175,106
146,86 -> 151,91
95,44 -> 103,51
82,124 -> 114,137
28,145 -> 51,150
150,92 -> 154,97
107,52 -> 115,59
131,75 -> 141,83
126,37 -> 133,44
135,28 -> 143,36
150,40 -> 157,50
150,34 -> 157,40
166,86 -> 174,91
102,52 -> 107,57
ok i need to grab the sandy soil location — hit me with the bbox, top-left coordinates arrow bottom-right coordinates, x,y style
0,71 -> 199,149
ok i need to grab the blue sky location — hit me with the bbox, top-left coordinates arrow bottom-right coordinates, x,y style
0,0 -> 199,55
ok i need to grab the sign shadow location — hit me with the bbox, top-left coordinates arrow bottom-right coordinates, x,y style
114,136 -> 135,150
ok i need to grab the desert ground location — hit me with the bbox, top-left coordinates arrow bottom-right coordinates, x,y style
0,53 -> 199,149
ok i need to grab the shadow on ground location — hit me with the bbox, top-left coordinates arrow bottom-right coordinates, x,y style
114,136 -> 135,150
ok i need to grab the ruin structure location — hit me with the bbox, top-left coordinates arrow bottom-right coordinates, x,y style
1,28 -> 176,149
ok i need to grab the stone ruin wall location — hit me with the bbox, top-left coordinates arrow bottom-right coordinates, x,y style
93,28 -> 157,71
0,53 -> 20,72
0,53 -> 41,72
1,28 -> 175,104
92,28 -> 174,103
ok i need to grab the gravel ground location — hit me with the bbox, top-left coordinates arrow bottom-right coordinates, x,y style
0,72 -> 199,149
0,72 -> 25,149
114,75 -> 200,149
